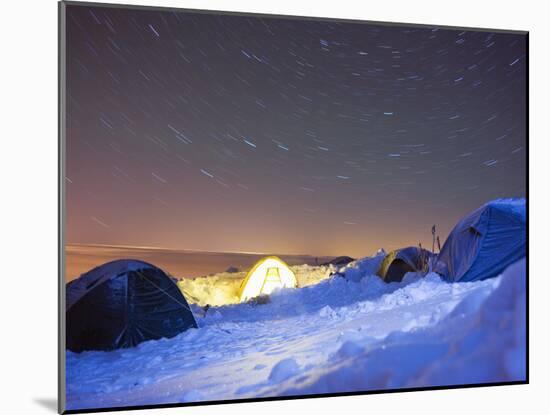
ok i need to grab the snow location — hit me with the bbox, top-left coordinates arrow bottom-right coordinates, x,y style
336,249 -> 386,282
274,259 -> 526,395
66,257 -> 526,411
177,264 -> 335,307
269,358 -> 301,383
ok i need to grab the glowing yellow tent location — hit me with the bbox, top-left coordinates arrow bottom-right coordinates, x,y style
238,256 -> 297,302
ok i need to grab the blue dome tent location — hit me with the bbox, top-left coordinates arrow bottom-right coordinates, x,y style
66,259 -> 197,352
434,198 -> 526,282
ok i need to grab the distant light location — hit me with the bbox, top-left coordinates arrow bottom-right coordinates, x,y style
243,139 -> 257,148
148,24 -> 160,37
151,172 -> 167,183
511,147 -> 523,154
200,169 -> 214,178
90,216 -> 110,228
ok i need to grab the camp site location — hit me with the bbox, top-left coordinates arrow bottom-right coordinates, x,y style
64,198 -> 526,411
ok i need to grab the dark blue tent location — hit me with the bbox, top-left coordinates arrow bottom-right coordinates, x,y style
66,259 -> 197,352
434,198 -> 526,282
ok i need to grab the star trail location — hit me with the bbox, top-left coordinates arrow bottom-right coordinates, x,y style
65,4 -> 527,258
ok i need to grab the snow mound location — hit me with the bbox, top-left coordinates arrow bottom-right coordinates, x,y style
268,259 -> 526,396
337,250 -> 387,282
269,358 -> 301,382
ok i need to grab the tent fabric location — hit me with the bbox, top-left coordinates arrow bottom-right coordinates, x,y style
238,256 -> 297,302
434,198 -> 526,282
66,259 -> 197,352
377,247 -> 434,283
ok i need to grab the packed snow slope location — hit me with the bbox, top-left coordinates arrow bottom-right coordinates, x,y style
66,257 -> 526,411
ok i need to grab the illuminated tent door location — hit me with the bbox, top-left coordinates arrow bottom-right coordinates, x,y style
238,256 -> 297,302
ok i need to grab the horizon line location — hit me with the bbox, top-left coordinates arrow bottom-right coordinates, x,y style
65,242 -> 344,258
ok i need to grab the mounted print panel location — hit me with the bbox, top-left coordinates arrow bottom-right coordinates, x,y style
59,1 -> 527,413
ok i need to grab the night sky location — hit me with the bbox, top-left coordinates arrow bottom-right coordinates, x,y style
65,4 -> 527,258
